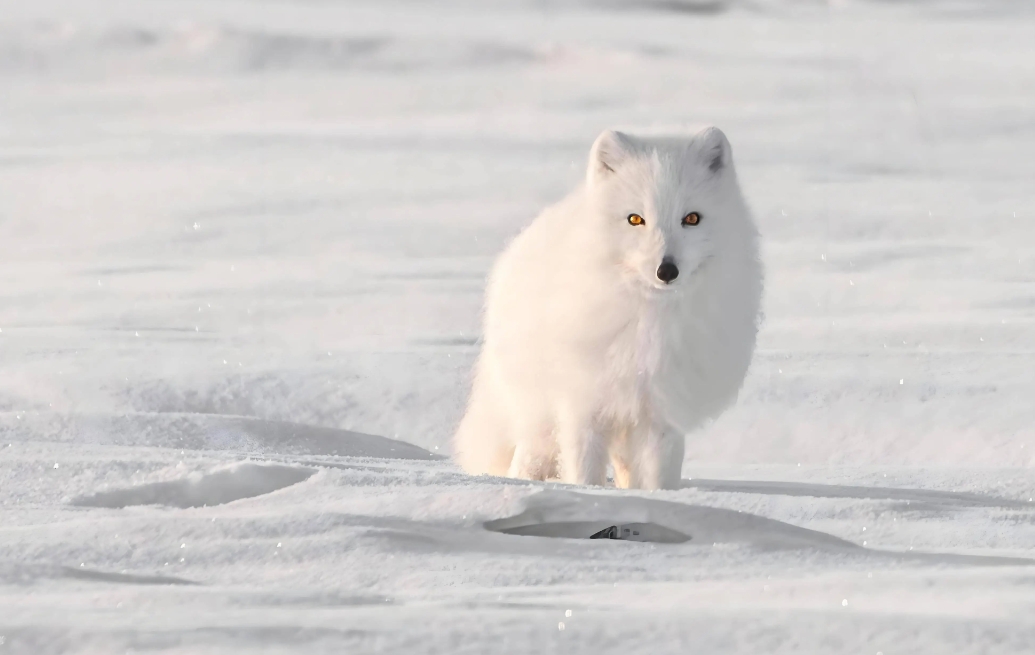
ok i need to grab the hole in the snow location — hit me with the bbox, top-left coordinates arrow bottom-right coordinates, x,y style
483,489 -> 857,550
490,520 -> 690,544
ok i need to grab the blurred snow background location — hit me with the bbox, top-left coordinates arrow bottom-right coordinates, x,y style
2,0 -> 1035,653
3,0 -> 1034,465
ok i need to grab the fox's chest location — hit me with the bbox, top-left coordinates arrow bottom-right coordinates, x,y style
588,304 -> 673,419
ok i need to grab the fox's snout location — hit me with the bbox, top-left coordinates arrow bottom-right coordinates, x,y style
656,258 -> 679,284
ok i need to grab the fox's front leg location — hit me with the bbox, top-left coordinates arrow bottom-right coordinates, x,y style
507,426 -> 558,481
635,424 -> 685,490
556,413 -> 608,487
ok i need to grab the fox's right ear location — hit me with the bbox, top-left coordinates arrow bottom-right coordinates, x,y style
587,129 -> 633,185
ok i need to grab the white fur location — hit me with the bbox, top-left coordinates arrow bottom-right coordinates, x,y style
453,127 -> 762,489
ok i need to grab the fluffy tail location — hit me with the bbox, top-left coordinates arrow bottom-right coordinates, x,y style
452,383 -> 513,477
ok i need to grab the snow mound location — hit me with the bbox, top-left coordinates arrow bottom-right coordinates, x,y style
217,416 -> 440,460
683,479 -> 1031,509
60,565 -> 197,586
71,462 -> 315,509
485,490 -> 856,551
487,489 -> 1035,566
0,562 -> 196,586
1,412 -> 440,460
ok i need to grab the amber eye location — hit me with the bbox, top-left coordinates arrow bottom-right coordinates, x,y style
682,212 -> 701,227
627,213 -> 645,226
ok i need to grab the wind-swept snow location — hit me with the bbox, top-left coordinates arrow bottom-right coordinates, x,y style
71,462 -> 316,509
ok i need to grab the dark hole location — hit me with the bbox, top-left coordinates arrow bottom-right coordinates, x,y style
489,521 -> 690,544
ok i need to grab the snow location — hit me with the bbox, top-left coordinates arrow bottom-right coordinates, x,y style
70,462 -> 318,509
2,0 -> 1035,652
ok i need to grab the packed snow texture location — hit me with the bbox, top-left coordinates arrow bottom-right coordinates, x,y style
1,0 -> 1035,653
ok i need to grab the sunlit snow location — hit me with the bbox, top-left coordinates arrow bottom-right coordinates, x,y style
2,0 -> 1035,653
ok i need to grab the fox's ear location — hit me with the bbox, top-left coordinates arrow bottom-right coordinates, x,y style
587,129 -> 633,184
697,126 -> 731,174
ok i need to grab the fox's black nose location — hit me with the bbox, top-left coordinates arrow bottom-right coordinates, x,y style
656,259 -> 679,283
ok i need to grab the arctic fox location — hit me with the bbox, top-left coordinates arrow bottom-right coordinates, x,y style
454,127 -> 762,490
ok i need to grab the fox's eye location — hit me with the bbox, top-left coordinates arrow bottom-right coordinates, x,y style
682,212 -> 701,227
627,214 -> 645,226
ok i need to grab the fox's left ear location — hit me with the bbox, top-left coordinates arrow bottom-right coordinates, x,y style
697,126 -> 732,174
587,129 -> 633,185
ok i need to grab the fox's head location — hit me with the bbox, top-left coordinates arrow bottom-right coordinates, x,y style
585,127 -> 745,293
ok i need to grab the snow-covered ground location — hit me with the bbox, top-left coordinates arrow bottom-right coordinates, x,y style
2,0 -> 1035,652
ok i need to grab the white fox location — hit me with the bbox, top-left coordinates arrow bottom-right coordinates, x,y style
454,127 -> 762,489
